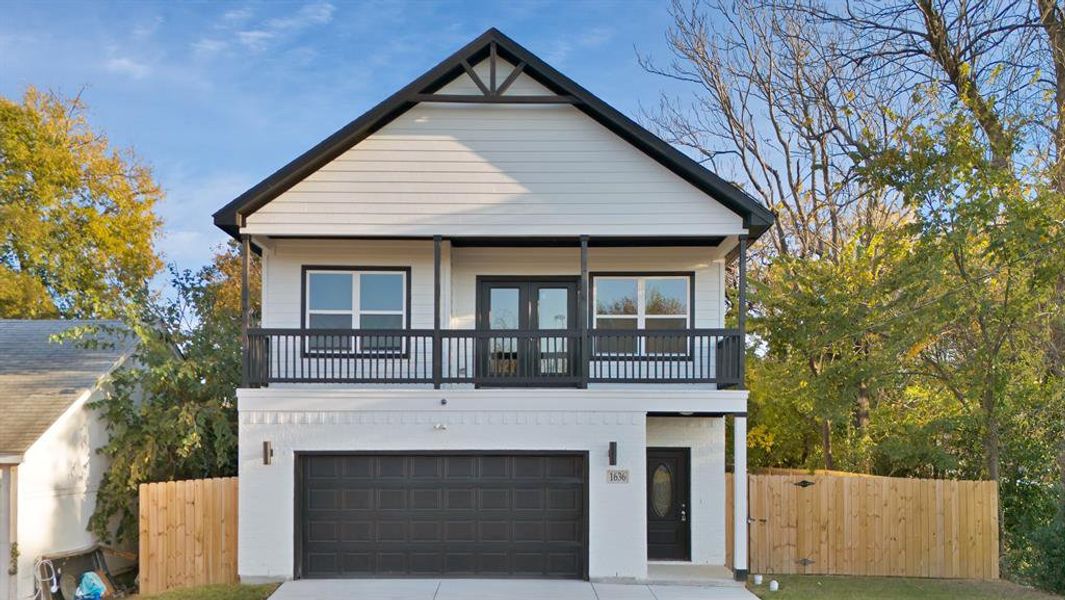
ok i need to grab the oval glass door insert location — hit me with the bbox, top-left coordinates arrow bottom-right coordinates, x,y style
651,463 -> 673,517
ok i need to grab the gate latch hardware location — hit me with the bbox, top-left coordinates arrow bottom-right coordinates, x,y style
797,557 -> 815,566
794,479 -> 816,488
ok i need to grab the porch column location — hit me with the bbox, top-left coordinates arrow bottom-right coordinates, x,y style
578,235 -> 589,388
733,415 -> 748,580
433,235 -> 443,389
240,234 -> 250,387
734,233 -> 750,580
737,234 -> 747,388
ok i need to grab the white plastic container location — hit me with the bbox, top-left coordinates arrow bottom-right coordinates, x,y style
769,580 -> 780,592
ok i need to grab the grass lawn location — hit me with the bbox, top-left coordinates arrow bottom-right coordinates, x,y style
131,583 -> 279,600
747,575 -> 1061,599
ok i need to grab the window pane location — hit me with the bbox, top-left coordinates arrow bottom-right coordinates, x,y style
308,313 -> 353,329
360,314 -> 404,351
595,279 -> 637,315
646,317 -> 688,354
308,273 -> 352,310
360,273 -> 404,311
537,288 -> 569,330
645,278 -> 688,315
652,464 -> 673,517
596,317 -> 638,330
360,314 -> 403,329
489,288 -> 520,329
595,317 -> 637,354
307,313 -> 352,352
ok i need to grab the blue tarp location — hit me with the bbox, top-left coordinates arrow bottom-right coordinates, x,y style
73,572 -> 106,600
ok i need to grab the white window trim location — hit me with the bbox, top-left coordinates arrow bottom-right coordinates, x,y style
592,275 -> 690,356
305,269 -> 408,354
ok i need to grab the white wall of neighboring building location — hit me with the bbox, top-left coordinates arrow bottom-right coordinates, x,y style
1,465 -> 13,600
13,385 -> 111,600
646,416 -> 727,566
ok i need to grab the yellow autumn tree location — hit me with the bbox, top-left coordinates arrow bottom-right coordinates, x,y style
0,87 -> 162,318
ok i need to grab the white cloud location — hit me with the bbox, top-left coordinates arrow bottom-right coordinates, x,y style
105,56 -> 151,78
543,26 -> 614,65
544,41 -> 572,64
132,16 -> 163,40
233,2 -> 335,52
192,38 -> 228,58
157,171 -> 251,269
222,7 -> 253,23
236,29 -> 274,51
578,26 -> 613,48
266,2 -> 334,31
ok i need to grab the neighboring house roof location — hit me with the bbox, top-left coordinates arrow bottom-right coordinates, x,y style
213,27 -> 776,242
0,320 -> 134,455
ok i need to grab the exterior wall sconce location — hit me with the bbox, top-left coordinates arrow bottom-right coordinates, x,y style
608,441 -> 617,466
262,440 -> 273,465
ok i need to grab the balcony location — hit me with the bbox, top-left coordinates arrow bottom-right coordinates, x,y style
243,327 -> 742,388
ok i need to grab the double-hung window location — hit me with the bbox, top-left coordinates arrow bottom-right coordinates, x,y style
593,275 -> 690,355
305,269 -> 407,353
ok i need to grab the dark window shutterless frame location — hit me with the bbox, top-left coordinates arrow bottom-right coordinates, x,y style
588,271 -> 696,360
300,265 -> 413,358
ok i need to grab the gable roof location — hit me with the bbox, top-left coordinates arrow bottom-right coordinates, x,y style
0,320 -> 134,455
212,28 -> 775,241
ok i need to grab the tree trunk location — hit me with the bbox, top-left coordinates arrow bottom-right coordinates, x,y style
855,380 -> 871,431
821,419 -> 835,470
855,380 -> 872,471
982,388 -> 1001,482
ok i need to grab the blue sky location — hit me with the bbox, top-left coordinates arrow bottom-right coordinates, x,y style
0,1 -> 691,274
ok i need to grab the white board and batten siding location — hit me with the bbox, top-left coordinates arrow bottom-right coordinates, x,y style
241,57 -> 747,239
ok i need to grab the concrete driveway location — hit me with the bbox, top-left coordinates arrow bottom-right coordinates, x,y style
269,579 -> 759,600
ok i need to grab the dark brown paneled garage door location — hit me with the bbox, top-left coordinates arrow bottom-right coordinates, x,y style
297,453 -> 588,579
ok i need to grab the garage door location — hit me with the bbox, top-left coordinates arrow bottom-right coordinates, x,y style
297,453 -> 588,578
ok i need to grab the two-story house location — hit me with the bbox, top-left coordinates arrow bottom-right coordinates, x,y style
213,29 -> 773,584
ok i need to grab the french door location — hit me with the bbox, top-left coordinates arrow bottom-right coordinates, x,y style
476,278 -> 578,385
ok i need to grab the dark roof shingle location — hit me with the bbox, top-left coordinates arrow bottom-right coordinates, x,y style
0,319 -> 134,454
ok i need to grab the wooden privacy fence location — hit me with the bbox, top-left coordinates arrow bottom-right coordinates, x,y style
138,477 -> 238,595
137,472 -> 998,592
726,472 -> 999,579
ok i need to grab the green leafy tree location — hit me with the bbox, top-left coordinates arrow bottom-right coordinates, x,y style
0,87 -> 161,318
85,244 -> 260,544
869,107 -> 1065,583
749,229 -> 917,471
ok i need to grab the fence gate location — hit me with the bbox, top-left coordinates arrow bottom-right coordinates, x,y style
727,472 -> 999,579
138,477 -> 238,595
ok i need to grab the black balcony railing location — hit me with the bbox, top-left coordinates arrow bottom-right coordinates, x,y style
244,328 -> 743,388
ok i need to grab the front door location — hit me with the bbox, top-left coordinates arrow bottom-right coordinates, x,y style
476,278 -> 578,385
647,447 -> 691,560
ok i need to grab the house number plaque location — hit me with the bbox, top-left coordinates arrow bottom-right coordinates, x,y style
607,469 -> 630,484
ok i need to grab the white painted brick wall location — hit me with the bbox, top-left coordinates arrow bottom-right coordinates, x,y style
646,417 -> 727,565
239,407 -> 649,581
